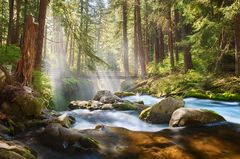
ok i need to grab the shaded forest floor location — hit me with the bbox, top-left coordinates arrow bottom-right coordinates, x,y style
134,71 -> 240,101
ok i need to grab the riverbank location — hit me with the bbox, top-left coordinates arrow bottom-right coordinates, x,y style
133,71 -> 240,101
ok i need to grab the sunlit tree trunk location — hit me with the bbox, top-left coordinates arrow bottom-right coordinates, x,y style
168,8 -> 174,69
235,14 -> 240,75
35,0 -> 49,69
136,0 -> 146,77
133,1 -> 139,76
122,0 -> 129,77
77,0 -> 84,76
16,15 -> 39,85
7,0 -> 14,45
68,33 -> 73,67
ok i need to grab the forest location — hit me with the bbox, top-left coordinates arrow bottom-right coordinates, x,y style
0,0 -> 240,159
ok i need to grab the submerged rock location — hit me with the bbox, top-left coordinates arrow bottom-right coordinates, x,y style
139,97 -> 184,124
0,139 -> 37,159
169,108 -> 226,127
39,123 -> 99,151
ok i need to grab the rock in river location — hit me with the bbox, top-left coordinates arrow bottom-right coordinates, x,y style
39,123 -> 99,151
93,90 -> 122,103
169,108 -> 226,127
139,97 -> 184,124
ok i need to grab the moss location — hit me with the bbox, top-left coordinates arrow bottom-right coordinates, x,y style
135,71 -> 240,102
113,102 -> 136,111
139,107 -> 151,121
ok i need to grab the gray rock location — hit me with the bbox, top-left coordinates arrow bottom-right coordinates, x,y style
169,108 -> 226,127
139,97 -> 184,124
69,101 -> 90,110
39,123 -> 99,151
93,90 -> 121,104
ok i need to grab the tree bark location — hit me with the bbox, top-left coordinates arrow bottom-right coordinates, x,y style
136,0 -> 146,77
168,8 -> 174,69
16,15 -> 39,85
235,14 -> 240,75
144,0 -> 149,66
154,29 -> 160,64
122,0 -> 129,77
183,24 -> 193,73
7,0 -> 14,45
133,1 -> 139,76
159,26 -> 165,62
34,0 -> 49,69
174,9 -> 181,62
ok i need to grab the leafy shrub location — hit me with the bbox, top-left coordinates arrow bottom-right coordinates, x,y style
32,70 -> 53,109
0,45 -> 20,68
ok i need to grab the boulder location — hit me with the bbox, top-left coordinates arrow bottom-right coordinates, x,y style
69,101 -> 90,110
113,102 -> 148,111
39,123 -> 99,151
169,108 -> 226,127
139,97 -> 184,124
114,92 -> 135,98
0,85 -> 44,118
93,90 -> 121,103
101,104 -> 113,110
0,139 -> 37,159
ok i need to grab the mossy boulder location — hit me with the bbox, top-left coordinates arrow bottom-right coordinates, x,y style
39,123 -> 99,151
114,92 -> 135,98
169,108 -> 226,127
139,97 -> 184,124
113,102 -> 148,111
0,85 -> 44,118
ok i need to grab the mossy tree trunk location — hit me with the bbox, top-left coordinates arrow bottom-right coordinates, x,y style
16,15 -> 39,85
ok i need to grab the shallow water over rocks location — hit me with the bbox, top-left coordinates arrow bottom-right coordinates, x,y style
66,95 -> 240,132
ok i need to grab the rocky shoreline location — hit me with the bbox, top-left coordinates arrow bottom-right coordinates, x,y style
0,83 -> 240,159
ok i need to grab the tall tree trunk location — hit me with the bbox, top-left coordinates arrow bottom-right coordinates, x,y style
7,0 -> 14,45
235,14 -> 240,75
136,0 -> 146,77
168,8 -> 174,69
154,29 -> 160,64
77,0 -> 84,76
159,26 -> 165,62
71,37 -> 75,67
183,24 -> 193,73
11,0 -> 22,44
16,15 -> 39,85
133,1 -> 139,76
43,24 -> 47,58
174,9 -> 180,62
68,33 -> 73,67
34,0 -> 49,69
144,0 -> 149,66
122,0 -> 129,77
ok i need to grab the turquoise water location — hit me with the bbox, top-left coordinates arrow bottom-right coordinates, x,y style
68,95 -> 240,132
123,95 -> 240,124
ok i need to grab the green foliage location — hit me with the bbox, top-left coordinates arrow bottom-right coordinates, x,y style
32,70 -> 53,109
0,45 -> 20,68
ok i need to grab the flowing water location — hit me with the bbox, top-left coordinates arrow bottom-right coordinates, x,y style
67,95 -> 240,132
